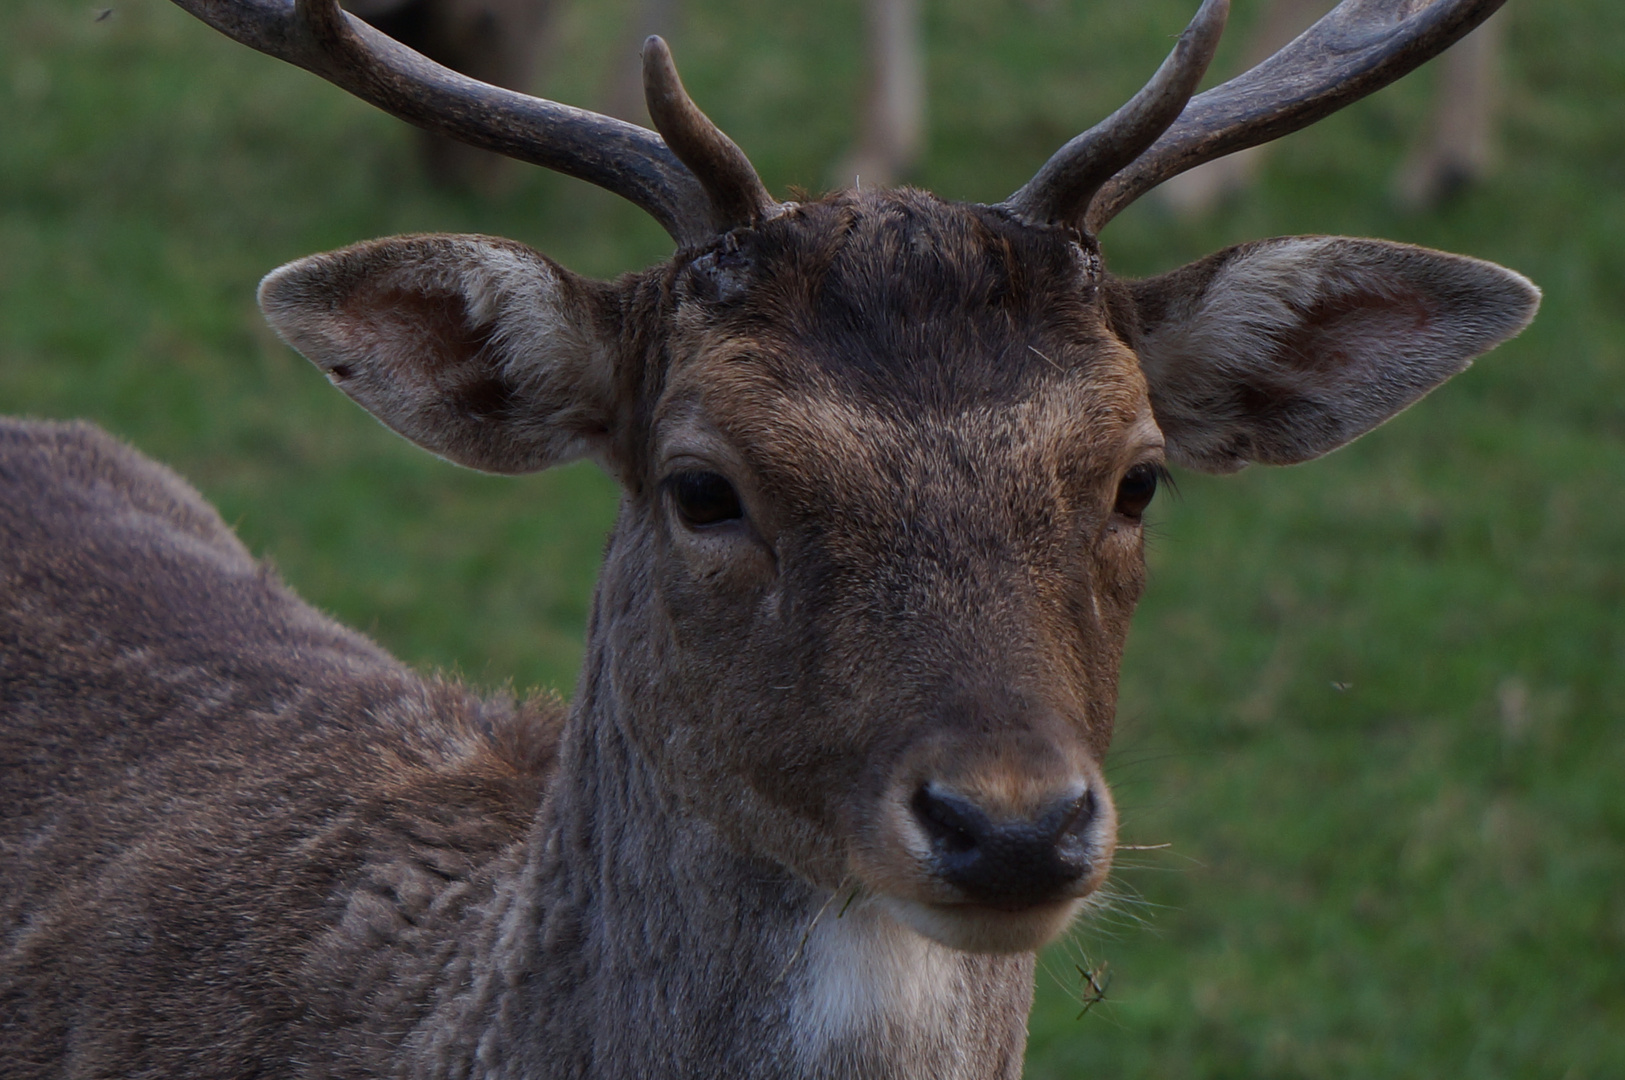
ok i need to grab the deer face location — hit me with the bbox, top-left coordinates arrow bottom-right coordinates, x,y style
605,192 -> 1151,951
259,185 -> 1536,954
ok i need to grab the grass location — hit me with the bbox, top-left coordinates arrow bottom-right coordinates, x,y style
4,0 -> 1622,1075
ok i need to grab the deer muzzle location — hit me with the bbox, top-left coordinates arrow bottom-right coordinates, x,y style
851,720 -> 1116,953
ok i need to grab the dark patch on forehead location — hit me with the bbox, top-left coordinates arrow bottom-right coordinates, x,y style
695,190 -> 1110,413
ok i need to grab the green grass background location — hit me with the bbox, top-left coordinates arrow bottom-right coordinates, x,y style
3,0 -> 1621,1074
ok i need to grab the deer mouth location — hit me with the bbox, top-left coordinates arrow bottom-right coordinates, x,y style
879,894 -> 1094,954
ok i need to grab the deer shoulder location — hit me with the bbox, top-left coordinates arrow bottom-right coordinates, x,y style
0,419 -> 561,1075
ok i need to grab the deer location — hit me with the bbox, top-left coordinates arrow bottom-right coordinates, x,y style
0,0 -> 1536,1077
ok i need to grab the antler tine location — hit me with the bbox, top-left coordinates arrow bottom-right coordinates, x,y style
1002,0 -> 1230,232
168,0 -> 722,246
1085,0 -> 1508,233
643,37 -> 781,237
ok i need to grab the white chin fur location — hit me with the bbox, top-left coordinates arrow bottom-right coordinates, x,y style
880,895 -> 1083,954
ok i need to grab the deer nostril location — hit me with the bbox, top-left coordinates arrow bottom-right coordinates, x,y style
1055,788 -> 1095,838
911,784 -> 985,854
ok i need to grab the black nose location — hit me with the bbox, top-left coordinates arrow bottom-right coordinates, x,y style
910,783 -> 1097,907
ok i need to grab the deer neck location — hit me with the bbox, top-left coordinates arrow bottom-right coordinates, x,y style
484,522 -> 1036,1080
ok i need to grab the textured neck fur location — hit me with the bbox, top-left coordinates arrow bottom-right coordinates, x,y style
453,581 -> 1035,1078
358,512 -> 1034,1079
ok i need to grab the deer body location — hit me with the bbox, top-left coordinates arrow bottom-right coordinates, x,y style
0,419 -> 549,1076
4,2 -> 1537,1076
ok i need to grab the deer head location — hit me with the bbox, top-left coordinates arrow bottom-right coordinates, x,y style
181,0 -> 1534,954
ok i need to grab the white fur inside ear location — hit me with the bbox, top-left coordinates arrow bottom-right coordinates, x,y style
258,235 -> 617,475
1134,236 -> 1540,473
1142,238 -> 1334,384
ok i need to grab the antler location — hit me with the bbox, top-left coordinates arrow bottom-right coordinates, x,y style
1089,0 -> 1509,233
167,0 -> 771,247
1007,0 -> 1509,235
642,37 -> 781,232
1002,0 -> 1230,230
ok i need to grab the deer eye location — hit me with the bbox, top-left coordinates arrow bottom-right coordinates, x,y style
1113,463 -> 1162,520
668,470 -> 744,527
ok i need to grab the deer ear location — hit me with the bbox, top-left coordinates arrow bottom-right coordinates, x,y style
258,235 -> 621,475
1127,237 -> 1540,474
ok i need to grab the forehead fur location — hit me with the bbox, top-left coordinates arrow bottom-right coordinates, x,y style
656,190 -> 1151,494
668,188 -> 1128,415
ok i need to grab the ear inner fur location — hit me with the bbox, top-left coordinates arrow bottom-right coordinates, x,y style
1126,236 -> 1539,473
258,234 -> 624,475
